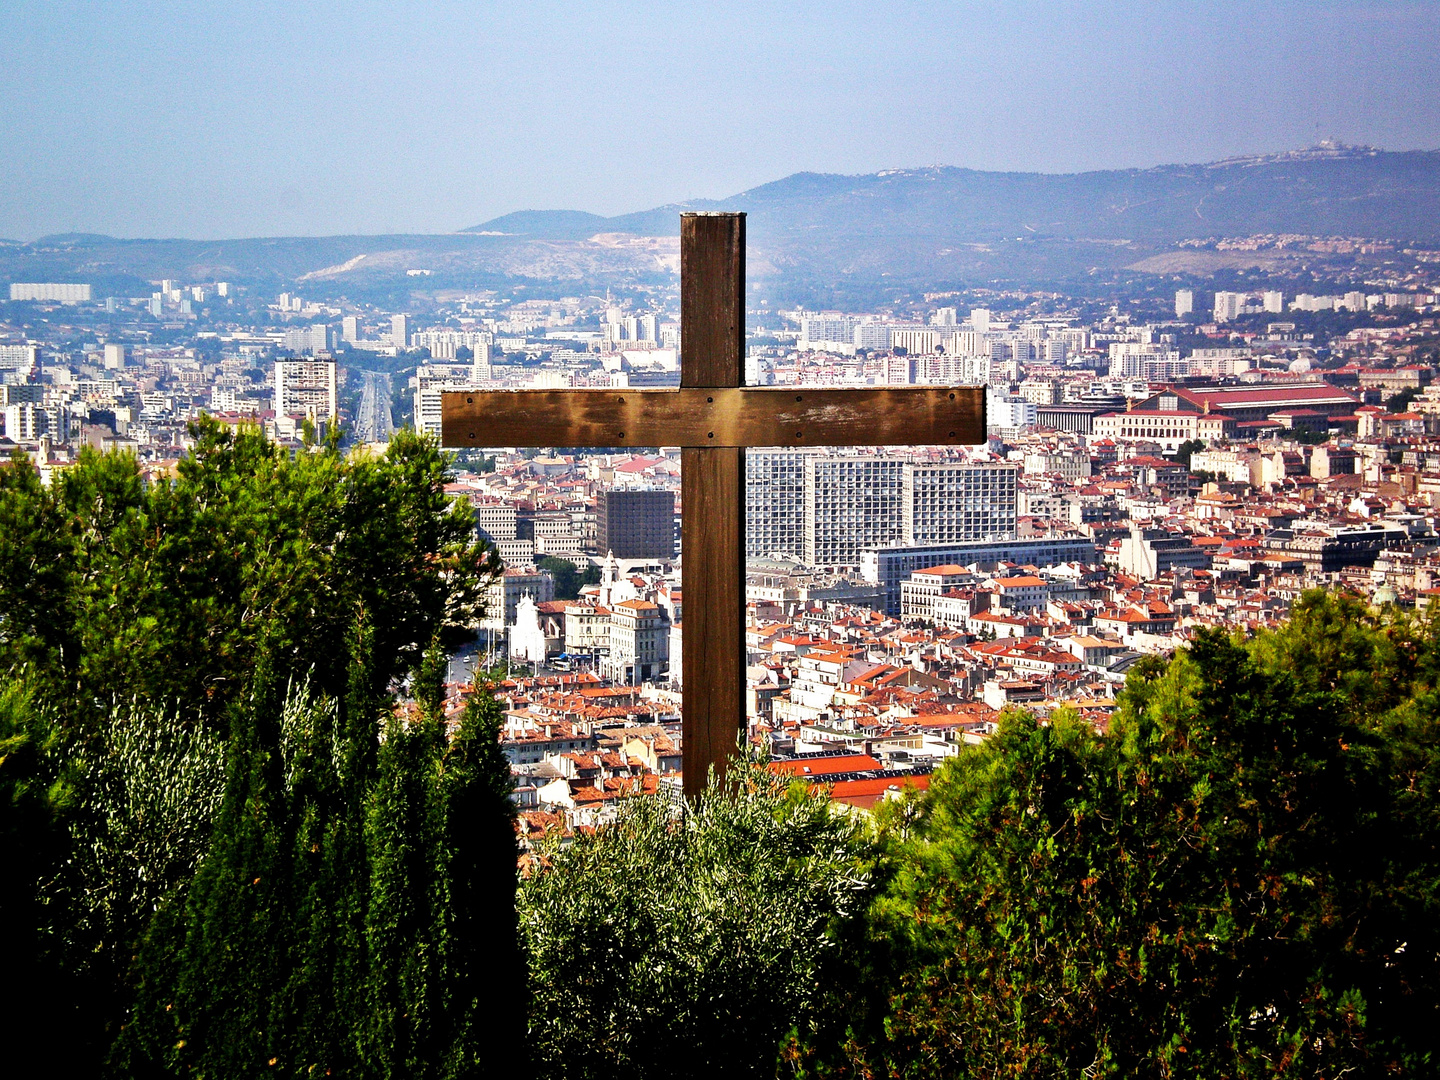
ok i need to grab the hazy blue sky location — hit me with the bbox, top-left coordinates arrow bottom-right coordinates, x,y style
1,0 -> 1436,239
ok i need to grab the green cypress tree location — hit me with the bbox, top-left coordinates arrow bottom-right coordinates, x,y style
360,637 -> 524,1079
122,651 -> 296,1077
121,631 -> 522,1078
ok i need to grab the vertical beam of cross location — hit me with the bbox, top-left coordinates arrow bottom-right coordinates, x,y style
441,210 -> 983,799
679,212 -> 746,799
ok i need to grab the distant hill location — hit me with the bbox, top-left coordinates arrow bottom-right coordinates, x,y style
4,146 -> 1437,304
467,146 -> 1440,244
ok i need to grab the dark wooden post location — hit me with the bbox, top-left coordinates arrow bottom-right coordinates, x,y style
680,212 -> 746,798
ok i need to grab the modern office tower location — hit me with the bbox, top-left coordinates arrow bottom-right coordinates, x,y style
1107,342 -> 1186,380
274,358 -> 338,421
413,363 -> 477,439
638,313 -> 658,342
341,316 -> 360,342
413,329 -> 491,359
798,315 -> 859,350
2,403 -> 47,440
0,384 -> 43,409
598,489 -> 675,559
414,388 -> 445,440
959,353 -> 992,385
947,330 -> 987,357
9,283 -> 92,302
103,344 -> 126,370
969,308 -> 991,334
1175,289 -> 1194,317
750,453 -> 1020,567
623,316 -> 640,341
471,343 -> 492,383
282,324 -> 331,355
746,449 -> 817,558
473,501 -> 518,543
986,388 -> 1039,431
891,328 -> 941,356
902,463 -> 1018,546
804,457 -> 905,568
391,314 -> 410,348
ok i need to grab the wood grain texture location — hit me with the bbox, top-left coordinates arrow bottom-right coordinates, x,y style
678,213 -> 745,799
439,386 -> 986,448
681,213 -> 744,389
680,445 -> 745,799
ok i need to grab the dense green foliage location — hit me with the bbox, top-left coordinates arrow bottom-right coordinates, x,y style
1,418 -> 491,720
0,424 -> 518,1077
519,763 -> 875,1079
536,554 -> 601,601
1174,437 -> 1205,467
797,592 -> 1440,1078
117,644 -> 523,1079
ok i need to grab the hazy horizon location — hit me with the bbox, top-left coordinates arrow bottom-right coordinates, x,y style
3,0 -> 1438,242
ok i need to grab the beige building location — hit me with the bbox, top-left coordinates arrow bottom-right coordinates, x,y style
564,602 -> 611,653
899,564 -> 977,622
1092,407 -> 1235,450
603,598 -> 669,684
483,568 -> 555,632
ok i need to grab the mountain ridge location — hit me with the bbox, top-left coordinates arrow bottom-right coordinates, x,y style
3,146 -> 1437,303
463,145 -> 1440,245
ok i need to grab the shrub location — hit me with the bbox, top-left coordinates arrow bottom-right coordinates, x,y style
520,761 -> 875,1079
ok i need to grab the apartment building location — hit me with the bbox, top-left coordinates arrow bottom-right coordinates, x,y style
746,448 -> 818,559
274,358 -> 337,421
804,456 -> 905,567
902,462 -> 1017,546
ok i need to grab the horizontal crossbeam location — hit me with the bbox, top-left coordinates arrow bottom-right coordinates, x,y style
441,386 -> 985,449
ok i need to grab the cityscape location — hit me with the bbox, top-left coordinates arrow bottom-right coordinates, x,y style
8,0 -> 1440,1069
5,250 -> 1440,829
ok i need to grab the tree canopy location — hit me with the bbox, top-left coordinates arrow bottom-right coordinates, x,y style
798,592 -> 1440,1078
0,423 -> 517,1077
0,418 -> 494,727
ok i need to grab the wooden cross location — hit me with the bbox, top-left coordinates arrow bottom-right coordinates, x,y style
442,212 -> 985,797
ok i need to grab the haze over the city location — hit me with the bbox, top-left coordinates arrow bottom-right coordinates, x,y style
2,0 -> 1439,240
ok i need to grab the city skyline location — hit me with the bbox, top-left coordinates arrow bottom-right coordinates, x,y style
2,1 -> 1439,240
